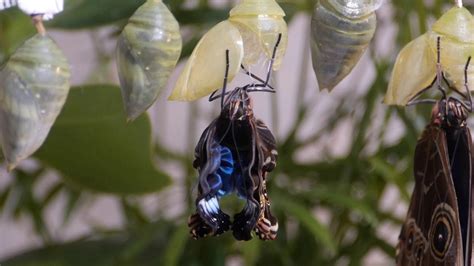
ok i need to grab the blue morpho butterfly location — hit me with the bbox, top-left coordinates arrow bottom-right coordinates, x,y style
396,37 -> 473,265
188,34 -> 282,241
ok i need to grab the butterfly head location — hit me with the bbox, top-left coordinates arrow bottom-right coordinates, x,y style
222,88 -> 253,121
432,98 -> 468,128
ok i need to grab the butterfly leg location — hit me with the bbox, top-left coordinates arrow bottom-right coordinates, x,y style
244,33 -> 283,93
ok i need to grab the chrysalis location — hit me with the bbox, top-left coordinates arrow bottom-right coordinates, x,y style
0,33 -> 70,170
228,0 -> 287,70
168,21 -> 244,102
310,0 -> 382,91
385,7 -> 474,105
117,0 -> 182,121
168,0 -> 287,102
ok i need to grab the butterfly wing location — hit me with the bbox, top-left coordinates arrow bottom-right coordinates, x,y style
255,119 -> 278,172
231,119 -> 261,241
232,118 -> 278,241
470,142 -> 474,265
446,126 -> 472,266
188,119 -> 232,239
253,119 -> 278,240
397,125 -> 464,265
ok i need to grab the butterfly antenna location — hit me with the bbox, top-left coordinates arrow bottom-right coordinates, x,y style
437,36 -> 441,65
435,36 -> 448,102
221,49 -> 230,109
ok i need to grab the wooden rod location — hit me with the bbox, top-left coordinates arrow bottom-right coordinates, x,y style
31,15 -> 46,35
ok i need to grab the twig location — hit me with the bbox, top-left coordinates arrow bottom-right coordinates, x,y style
31,15 -> 46,35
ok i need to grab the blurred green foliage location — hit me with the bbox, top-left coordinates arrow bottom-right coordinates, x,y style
35,85 -> 170,194
0,0 -> 471,265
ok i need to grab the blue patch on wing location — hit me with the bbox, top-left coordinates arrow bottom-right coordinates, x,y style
207,146 -> 235,197
216,146 -> 234,196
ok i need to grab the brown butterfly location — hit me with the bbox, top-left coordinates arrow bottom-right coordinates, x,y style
188,35 -> 282,241
396,38 -> 473,265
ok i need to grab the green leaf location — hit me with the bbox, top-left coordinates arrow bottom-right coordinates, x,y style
48,0 -> 145,29
173,8 -> 228,25
42,182 -> 64,206
121,198 -> 150,226
1,238 -> 128,266
62,186 -> 82,224
369,157 -> 411,201
275,195 -> 337,254
0,222 -> 177,266
0,185 -> 12,211
0,7 -> 35,63
35,85 -> 170,195
240,238 -> 260,266
307,187 -> 378,226
162,225 -> 188,266
14,170 -> 51,241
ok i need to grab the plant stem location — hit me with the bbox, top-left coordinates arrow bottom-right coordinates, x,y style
32,15 -> 46,35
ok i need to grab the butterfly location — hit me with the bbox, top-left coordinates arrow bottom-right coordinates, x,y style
396,37 -> 473,265
187,35 -> 282,241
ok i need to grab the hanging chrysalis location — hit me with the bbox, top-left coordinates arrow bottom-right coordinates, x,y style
168,21 -> 244,101
0,16 -> 70,170
228,0 -> 287,70
310,0 -> 382,91
168,0 -> 287,101
116,0 -> 182,121
385,6 -> 474,105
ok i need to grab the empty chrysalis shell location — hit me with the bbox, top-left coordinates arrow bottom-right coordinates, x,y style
327,0 -> 383,18
168,21 -> 244,101
228,0 -> 287,70
385,7 -> 474,105
117,0 -> 182,121
384,34 -> 436,105
428,7 -> 474,91
311,0 -> 382,91
0,33 -> 70,170
169,0 -> 287,102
